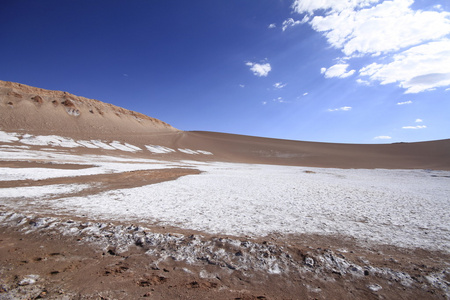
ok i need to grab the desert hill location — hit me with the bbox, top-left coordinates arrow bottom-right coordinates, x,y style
1,80 -> 449,170
0,80 -> 176,137
177,131 -> 450,170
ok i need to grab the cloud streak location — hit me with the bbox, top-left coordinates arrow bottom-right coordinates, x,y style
282,17 -> 309,31
321,64 -> 355,78
402,125 -> 427,129
328,106 -> 352,112
374,135 -> 392,140
273,97 -> 287,103
273,82 -> 287,89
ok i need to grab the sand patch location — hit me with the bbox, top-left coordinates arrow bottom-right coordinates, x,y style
0,168 -> 201,196
0,160 -> 94,170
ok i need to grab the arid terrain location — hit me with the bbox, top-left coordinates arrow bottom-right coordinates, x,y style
1,80 -> 449,299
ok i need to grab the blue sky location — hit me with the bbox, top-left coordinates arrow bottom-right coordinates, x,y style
2,0 -> 449,143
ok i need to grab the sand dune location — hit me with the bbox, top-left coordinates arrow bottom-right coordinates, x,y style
177,131 -> 450,170
0,80 -> 176,137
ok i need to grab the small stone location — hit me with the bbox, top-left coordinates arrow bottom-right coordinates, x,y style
305,257 -> 314,267
18,274 -> 39,286
368,284 -> 382,292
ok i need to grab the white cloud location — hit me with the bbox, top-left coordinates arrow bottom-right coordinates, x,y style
268,23 -> 276,29
415,118 -> 423,123
282,17 -> 309,31
374,135 -> 392,140
262,101 -> 267,105
356,78 -> 370,86
273,82 -> 287,89
307,0 -> 450,56
246,62 -> 271,77
402,125 -> 427,129
321,63 -> 355,78
239,84 -> 245,88
292,0 -> 450,93
292,0 -> 379,15
303,92 -> 308,96
282,18 -> 300,31
397,100 -> 412,105
359,39 -> 450,93
328,106 -> 352,112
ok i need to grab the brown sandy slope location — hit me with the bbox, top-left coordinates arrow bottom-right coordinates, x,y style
0,80 -> 176,136
176,131 -> 450,170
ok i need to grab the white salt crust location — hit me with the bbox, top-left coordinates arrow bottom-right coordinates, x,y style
0,130 -> 212,155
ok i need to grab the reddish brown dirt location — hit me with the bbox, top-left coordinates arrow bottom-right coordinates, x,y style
0,168 -> 201,193
0,224 -> 448,300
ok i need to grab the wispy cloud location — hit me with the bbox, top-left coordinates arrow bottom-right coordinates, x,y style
273,97 -> 287,103
303,92 -> 308,96
239,84 -> 245,88
268,23 -> 276,29
415,118 -> 423,123
282,17 -> 308,31
246,61 -> 271,77
374,136 -> 392,140
273,82 -> 287,89
402,125 -> 427,129
328,106 -> 352,112
397,100 -> 412,105
321,64 -> 355,79
292,0 -> 450,93
356,78 -> 370,86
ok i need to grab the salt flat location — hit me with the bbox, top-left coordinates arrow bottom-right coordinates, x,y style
40,165 -> 450,252
1,142 -> 449,253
